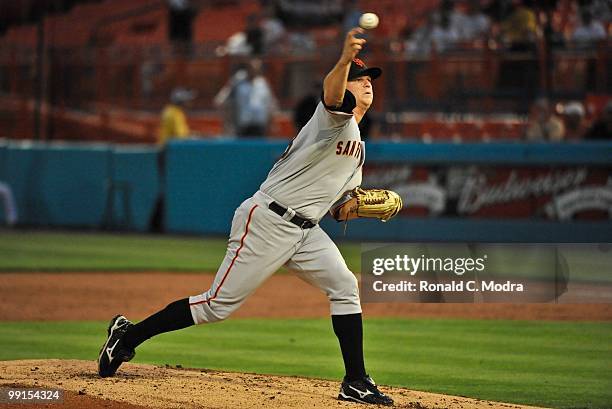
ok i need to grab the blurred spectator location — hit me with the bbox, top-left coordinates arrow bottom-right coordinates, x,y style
0,181 -> 17,227
499,0 -> 537,50
406,13 -> 459,56
293,81 -> 321,132
576,0 -> 612,33
276,0 -> 343,28
538,1 -> 564,54
439,0 -> 471,39
158,87 -> 195,146
223,32 -> 251,56
153,87 -> 195,232
584,100 -> 612,140
245,14 -> 264,56
560,101 -> 587,139
214,60 -> 277,138
454,0 -> 491,41
167,0 -> 194,45
221,9 -> 285,57
261,5 -> 286,52
214,65 -> 247,135
588,0 -> 612,25
525,98 -> 565,141
496,1 -> 539,100
571,8 -> 607,46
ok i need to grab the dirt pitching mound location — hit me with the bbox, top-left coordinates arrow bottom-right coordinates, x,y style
0,360 -> 547,409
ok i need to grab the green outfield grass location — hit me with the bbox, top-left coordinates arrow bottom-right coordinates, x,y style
0,230 -> 362,272
0,318 -> 610,409
1,230 -> 608,283
2,230 -> 611,407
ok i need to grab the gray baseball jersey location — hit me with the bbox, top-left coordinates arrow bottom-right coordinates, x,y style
260,101 -> 364,221
189,93 -> 363,324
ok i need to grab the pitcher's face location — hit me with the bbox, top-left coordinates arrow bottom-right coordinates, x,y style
346,76 -> 373,109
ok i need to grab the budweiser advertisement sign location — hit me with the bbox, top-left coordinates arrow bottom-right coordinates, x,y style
363,164 -> 612,220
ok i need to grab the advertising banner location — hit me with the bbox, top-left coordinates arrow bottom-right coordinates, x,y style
363,164 -> 612,220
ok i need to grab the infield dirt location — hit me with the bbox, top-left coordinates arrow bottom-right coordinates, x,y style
1,273 -> 610,321
0,359 -> 548,409
1,272 -> 608,409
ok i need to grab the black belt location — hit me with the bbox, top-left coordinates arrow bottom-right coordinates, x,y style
269,202 -> 316,229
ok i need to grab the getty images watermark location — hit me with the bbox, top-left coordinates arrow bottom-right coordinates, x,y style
360,244 -> 612,303
371,254 -> 524,293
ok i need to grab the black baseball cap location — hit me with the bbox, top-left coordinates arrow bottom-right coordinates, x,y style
348,58 -> 382,81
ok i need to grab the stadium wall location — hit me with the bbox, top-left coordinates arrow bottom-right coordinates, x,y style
1,139 -> 610,241
0,140 -> 158,231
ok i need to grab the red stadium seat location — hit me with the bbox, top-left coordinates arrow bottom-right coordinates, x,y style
194,1 -> 261,44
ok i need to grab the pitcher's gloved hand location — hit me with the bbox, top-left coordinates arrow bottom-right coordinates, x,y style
331,187 -> 403,222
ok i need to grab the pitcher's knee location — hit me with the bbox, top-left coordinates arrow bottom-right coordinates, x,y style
328,272 -> 361,315
189,296 -> 238,324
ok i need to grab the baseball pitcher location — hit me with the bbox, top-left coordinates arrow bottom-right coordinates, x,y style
98,27 -> 401,406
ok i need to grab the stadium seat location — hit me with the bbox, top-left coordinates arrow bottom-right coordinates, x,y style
194,1 -> 260,44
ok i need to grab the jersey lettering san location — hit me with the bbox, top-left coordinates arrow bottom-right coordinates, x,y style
260,102 -> 364,221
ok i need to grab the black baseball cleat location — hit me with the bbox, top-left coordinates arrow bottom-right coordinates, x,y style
97,315 -> 135,378
338,375 -> 394,406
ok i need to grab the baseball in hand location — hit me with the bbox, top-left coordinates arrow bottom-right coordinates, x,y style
359,13 -> 379,30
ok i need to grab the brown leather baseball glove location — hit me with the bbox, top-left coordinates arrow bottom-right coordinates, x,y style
331,187 -> 403,222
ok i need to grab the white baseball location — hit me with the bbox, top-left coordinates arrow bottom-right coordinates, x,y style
359,13 -> 379,30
